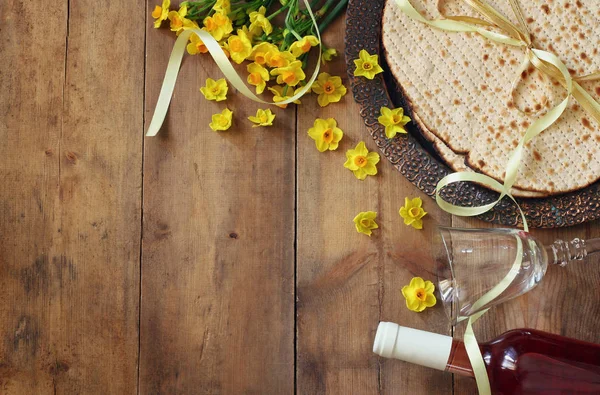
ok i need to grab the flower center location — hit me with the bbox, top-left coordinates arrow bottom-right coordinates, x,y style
360,218 -> 371,227
282,71 -> 296,84
322,128 -> 333,144
249,72 -> 262,85
255,53 -> 267,65
205,18 -> 216,31
415,288 -> 426,301
392,114 -> 402,124
211,86 -> 220,94
409,207 -> 420,218
230,38 -> 244,52
300,40 -> 312,53
218,116 -> 229,127
152,6 -> 162,18
354,155 -> 367,168
259,114 -> 268,123
362,62 -> 372,70
323,81 -> 335,94
172,16 -> 183,28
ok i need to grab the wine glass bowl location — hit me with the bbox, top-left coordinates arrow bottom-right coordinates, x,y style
433,227 -> 549,325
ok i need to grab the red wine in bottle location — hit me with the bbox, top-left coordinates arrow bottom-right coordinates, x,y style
374,322 -> 600,394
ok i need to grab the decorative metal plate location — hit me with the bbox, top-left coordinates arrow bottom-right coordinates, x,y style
344,0 -> 600,228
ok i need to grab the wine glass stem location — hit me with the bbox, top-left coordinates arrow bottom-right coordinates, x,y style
547,238 -> 600,266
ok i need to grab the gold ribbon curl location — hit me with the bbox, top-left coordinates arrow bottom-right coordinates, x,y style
395,1 -> 600,394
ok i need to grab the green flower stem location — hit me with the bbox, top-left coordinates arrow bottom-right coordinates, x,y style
267,4 -> 290,20
317,0 -> 347,32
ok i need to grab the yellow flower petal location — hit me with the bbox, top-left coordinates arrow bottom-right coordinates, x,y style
209,108 -> 233,131
424,293 -> 437,307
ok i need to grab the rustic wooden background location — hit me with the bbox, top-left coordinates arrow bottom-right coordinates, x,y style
2,1 -> 600,393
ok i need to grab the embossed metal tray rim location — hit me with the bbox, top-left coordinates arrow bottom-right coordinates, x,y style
343,0 -> 600,228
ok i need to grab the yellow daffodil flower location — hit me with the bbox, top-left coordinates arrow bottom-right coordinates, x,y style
268,85 -> 302,108
307,118 -> 343,152
187,33 -> 208,55
353,49 -> 384,80
152,0 -> 170,28
321,47 -> 338,64
249,6 -> 273,36
209,108 -> 233,131
204,12 -> 233,41
289,35 -> 320,57
399,197 -> 427,230
213,0 -> 230,14
402,277 -> 436,312
200,78 -> 228,102
378,106 -> 411,138
247,62 -> 270,94
344,141 -> 380,180
271,61 -> 305,86
248,109 -> 276,127
265,49 -> 295,68
168,5 -> 199,35
311,72 -> 347,107
249,42 -> 278,65
353,211 -> 378,236
228,29 -> 253,64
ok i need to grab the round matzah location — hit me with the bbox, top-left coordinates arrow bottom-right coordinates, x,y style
382,0 -> 600,194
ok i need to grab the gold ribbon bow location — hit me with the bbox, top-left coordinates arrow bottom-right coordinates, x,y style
394,0 -> 600,394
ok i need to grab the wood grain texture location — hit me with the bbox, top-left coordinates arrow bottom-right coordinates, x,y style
3,1 -> 600,394
296,15 -> 453,394
0,0 -> 144,393
140,5 -> 296,392
452,216 -> 600,394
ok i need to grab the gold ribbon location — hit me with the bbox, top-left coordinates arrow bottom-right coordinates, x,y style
394,0 -> 600,394
146,0 -> 322,137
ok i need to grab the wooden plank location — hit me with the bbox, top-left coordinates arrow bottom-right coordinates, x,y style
452,216 -> 600,394
0,0 -> 144,393
140,8 -> 296,393
296,15 -> 453,394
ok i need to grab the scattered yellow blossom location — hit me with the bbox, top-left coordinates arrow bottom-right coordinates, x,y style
307,118 -> 343,152
209,108 -> 233,131
200,78 -> 228,102
247,62 -> 270,94
213,0 -> 231,14
353,211 -> 378,236
204,12 -> 233,41
271,60 -> 305,86
344,141 -> 380,180
268,85 -> 302,108
321,47 -> 338,64
265,50 -> 295,68
289,35 -> 320,57
228,29 -> 253,64
353,49 -> 384,80
312,72 -> 347,107
249,42 -> 278,65
152,0 -> 170,28
168,5 -> 198,34
187,33 -> 208,55
248,109 -> 276,127
399,197 -> 427,230
249,6 -> 273,36
402,277 -> 436,312
378,106 -> 411,138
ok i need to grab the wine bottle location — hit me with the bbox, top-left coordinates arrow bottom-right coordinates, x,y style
373,322 -> 600,394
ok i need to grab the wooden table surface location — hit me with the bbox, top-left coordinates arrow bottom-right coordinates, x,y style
2,2 -> 600,394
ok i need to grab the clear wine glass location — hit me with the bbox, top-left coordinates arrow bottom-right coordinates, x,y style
433,227 -> 600,325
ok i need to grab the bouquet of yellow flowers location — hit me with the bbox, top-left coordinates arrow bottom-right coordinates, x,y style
151,0 -> 348,118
